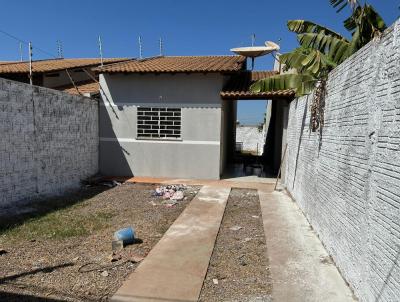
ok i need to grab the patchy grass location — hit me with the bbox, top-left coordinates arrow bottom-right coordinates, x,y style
1,203 -> 115,240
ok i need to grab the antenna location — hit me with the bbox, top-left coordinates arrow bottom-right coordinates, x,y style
251,34 -> 256,46
138,36 -> 143,59
98,36 -> 103,66
159,37 -> 163,56
28,42 -> 33,85
57,40 -> 63,58
19,42 -> 23,62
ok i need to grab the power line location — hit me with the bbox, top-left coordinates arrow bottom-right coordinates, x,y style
0,28 -> 58,59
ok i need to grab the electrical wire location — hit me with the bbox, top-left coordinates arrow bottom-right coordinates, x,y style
0,28 -> 58,59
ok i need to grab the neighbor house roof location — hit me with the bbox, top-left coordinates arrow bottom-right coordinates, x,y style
221,71 -> 295,99
55,80 -> 100,96
93,56 -> 246,74
0,58 -> 130,74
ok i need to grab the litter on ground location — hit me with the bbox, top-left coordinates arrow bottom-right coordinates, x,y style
152,185 -> 188,206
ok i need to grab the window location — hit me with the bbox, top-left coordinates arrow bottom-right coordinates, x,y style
137,107 -> 181,140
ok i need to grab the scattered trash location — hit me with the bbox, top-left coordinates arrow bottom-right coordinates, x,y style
212,278 -> 219,285
229,226 -> 242,231
251,215 -> 259,219
0,248 -> 7,256
152,185 -> 187,206
112,240 -> 124,251
99,180 -> 121,188
114,227 -> 136,245
101,271 -> 109,277
83,175 -> 122,188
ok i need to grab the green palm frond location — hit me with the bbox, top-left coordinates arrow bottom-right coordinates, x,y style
330,0 -> 359,12
296,32 -> 351,63
287,20 -> 346,39
250,74 -> 317,97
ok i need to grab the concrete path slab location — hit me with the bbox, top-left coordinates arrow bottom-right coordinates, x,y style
258,190 -> 356,302
111,186 -> 231,302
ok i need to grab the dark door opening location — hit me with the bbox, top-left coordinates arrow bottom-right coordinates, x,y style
222,98 -> 289,180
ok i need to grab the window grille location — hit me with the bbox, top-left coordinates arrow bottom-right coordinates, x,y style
137,107 -> 181,139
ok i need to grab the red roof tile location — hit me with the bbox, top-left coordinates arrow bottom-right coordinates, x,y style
0,58 -> 130,74
94,56 -> 246,74
221,71 -> 295,99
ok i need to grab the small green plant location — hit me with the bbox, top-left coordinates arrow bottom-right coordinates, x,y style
1,208 -> 115,240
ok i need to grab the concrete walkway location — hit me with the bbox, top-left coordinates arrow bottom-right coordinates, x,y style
111,186 -> 231,302
258,190 -> 356,302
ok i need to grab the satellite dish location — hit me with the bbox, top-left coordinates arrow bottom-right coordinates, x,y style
230,40 -> 280,69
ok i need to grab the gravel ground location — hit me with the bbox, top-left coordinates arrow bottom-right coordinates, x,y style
0,183 -> 198,301
199,189 -> 272,302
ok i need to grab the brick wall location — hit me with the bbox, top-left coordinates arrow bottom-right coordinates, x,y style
0,78 -> 98,207
285,20 -> 400,302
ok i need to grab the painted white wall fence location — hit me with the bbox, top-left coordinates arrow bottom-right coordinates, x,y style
0,78 -> 98,207
285,20 -> 400,301
236,125 -> 265,155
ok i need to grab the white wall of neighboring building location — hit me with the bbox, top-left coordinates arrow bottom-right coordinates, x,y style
99,72 -> 226,179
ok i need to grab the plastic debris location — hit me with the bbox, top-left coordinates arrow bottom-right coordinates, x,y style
212,278 -> 219,285
114,227 -> 136,245
229,226 -> 243,231
152,184 -> 187,206
112,240 -> 124,251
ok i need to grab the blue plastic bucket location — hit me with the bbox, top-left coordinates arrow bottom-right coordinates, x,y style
114,227 -> 136,245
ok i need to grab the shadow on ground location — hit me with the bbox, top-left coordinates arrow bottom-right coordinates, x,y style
0,185 -> 110,233
0,292 -> 66,302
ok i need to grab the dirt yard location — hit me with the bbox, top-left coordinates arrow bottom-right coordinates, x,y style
0,183 -> 198,301
199,188 -> 272,302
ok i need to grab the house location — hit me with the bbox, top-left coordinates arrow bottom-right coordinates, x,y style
94,56 -> 294,179
0,58 -> 129,96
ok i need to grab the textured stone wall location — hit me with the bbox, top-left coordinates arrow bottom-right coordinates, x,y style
0,78 -> 98,207
236,125 -> 266,155
285,20 -> 400,302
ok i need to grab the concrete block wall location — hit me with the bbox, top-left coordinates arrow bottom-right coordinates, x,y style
0,78 -> 98,207
285,20 -> 400,302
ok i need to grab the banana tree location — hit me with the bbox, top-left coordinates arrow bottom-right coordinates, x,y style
250,1 -> 387,131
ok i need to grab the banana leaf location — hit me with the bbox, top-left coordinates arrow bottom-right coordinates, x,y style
250,74 -> 317,97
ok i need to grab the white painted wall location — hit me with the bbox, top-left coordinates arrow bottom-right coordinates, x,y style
0,78 -> 98,207
285,20 -> 400,302
99,73 -> 226,179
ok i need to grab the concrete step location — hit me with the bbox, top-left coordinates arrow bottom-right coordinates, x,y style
111,186 -> 231,302
258,190 -> 355,302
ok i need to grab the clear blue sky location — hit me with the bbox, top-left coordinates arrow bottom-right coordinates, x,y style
0,0 -> 398,123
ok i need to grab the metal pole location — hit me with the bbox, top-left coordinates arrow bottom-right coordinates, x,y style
138,36 -> 143,59
159,37 -> 163,56
19,42 -> 23,62
28,42 -> 33,85
98,36 -> 104,67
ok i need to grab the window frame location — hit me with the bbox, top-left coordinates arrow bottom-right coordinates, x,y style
136,106 -> 182,141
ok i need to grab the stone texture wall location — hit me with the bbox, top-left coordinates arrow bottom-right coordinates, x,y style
236,125 -> 265,155
0,78 -> 98,207
285,20 -> 400,302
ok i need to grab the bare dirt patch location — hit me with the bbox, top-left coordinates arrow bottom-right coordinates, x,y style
199,189 -> 272,302
0,183 -> 198,301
